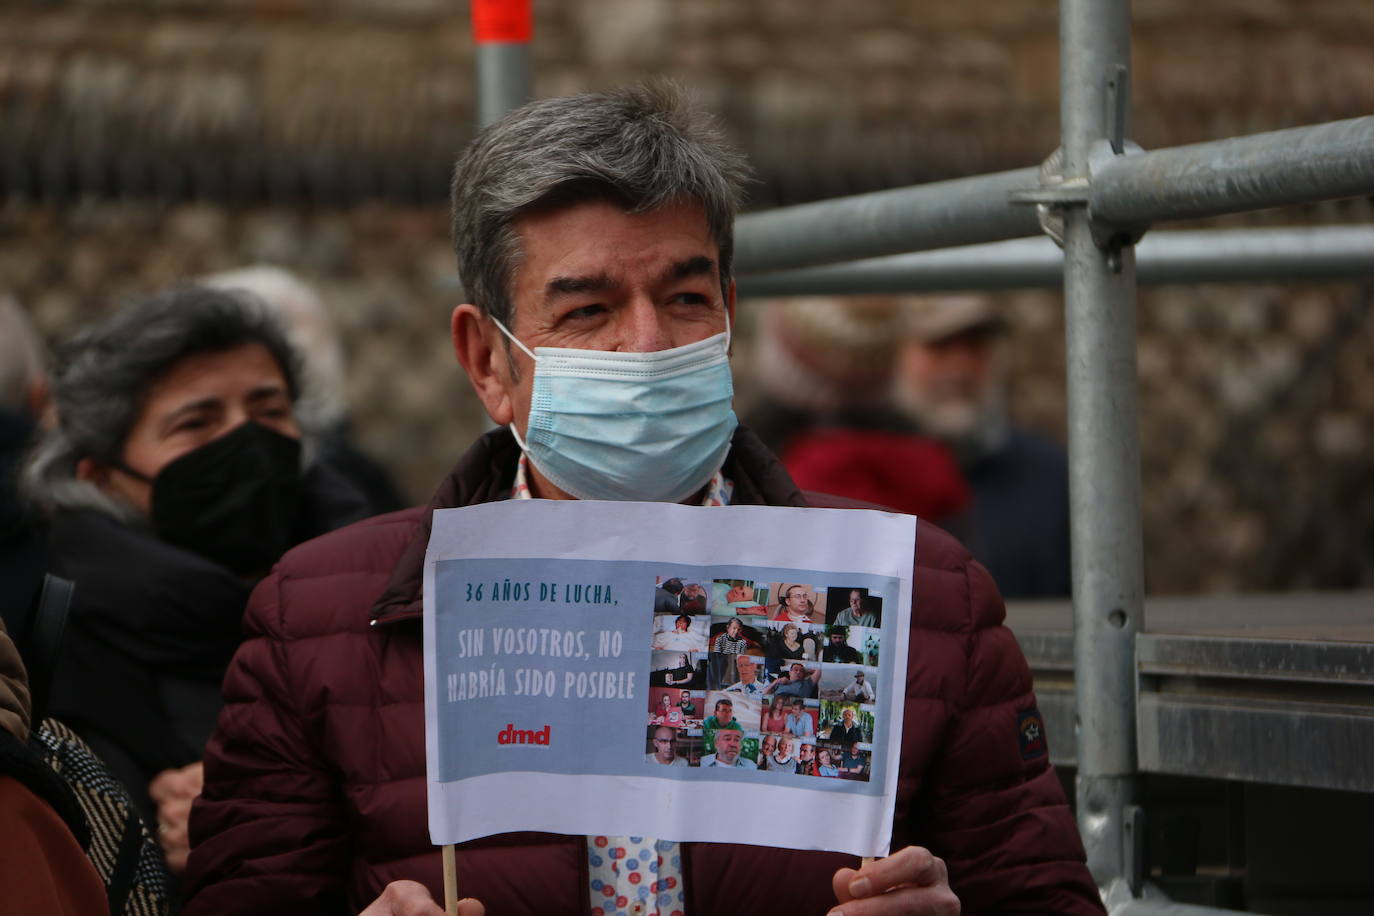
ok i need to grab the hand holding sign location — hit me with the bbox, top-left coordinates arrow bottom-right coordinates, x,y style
359,880 -> 484,916
828,847 -> 960,915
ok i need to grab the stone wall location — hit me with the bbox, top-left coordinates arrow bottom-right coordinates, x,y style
3,0 -> 1373,592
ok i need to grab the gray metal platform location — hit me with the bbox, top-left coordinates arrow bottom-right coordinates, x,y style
1007,592 -> 1374,792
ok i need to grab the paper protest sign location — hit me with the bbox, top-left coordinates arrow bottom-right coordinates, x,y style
422,500 -> 915,857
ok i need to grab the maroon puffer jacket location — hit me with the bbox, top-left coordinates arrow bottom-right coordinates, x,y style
184,428 -> 1102,916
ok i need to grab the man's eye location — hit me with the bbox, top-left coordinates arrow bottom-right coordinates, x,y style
670,292 -> 710,306
564,304 -> 606,321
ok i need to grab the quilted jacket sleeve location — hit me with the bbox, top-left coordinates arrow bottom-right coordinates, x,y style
914,536 -> 1104,915
181,569 -> 351,916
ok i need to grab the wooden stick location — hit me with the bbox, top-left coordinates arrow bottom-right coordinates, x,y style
443,844 -> 458,916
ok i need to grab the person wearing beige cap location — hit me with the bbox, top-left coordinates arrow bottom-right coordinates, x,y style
893,295 -> 1071,598
744,296 -> 974,529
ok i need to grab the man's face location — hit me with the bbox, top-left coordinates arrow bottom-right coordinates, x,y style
786,587 -> 813,612
854,672 -> 865,684
894,328 -> 999,442
849,591 -> 862,612
830,632 -> 846,646
713,728 -> 741,763
466,199 -> 733,499
735,657 -> 758,684
789,663 -> 804,680
714,701 -> 731,720
90,343 -> 299,515
799,743 -> 814,762
843,708 -> 855,725
652,727 -> 677,762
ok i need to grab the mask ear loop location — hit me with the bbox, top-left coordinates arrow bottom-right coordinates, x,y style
487,314 -> 539,363
486,314 -> 538,455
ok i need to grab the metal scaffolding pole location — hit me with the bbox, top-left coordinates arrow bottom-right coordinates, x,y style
734,167 -> 1043,274
472,0 -> 533,130
735,226 -> 1374,296
733,119 -> 1374,278
1060,0 -> 1144,891
1092,116 -> 1374,226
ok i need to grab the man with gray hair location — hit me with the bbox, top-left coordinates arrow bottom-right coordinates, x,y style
184,85 -> 1100,916
893,294 -> 1071,598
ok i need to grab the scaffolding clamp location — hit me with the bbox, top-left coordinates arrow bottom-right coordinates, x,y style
1010,141 -> 1150,266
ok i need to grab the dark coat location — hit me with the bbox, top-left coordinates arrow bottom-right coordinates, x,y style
184,427 -> 1102,916
45,464 -> 372,821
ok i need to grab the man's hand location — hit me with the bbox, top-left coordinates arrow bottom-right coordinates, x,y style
828,847 -> 960,915
359,880 -> 485,916
148,761 -> 204,872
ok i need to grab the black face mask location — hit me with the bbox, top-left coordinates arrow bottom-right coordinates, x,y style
139,421 -> 303,575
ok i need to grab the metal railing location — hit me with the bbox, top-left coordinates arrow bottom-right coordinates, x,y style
737,226 -> 1374,295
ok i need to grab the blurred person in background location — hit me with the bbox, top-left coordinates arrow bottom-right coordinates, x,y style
204,265 -> 405,515
893,295 -> 1070,598
22,286 -> 371,873
0,296 -> 53,642
743,296 -> 972,530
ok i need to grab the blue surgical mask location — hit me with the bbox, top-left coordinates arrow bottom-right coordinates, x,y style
490,315 -> 738,502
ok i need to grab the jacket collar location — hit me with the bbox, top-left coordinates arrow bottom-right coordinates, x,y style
369,425 -> 805,626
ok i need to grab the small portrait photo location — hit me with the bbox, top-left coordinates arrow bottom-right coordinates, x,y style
820,624 -> 876,666
649,651 -> 706,689
755,732 -> 800,773
769,582 -> 825,626
703,690 -> 761,732
761,659 -> 822,701
701,727 -> 759,769
819,664 -> 878,705
777,696 -> 818,739
813,742 -> 845,778
791,738 -> 819,776
707,616 -> 766,655
645,724 -> 692,767
653,575 -> 713,616
819,701 -> 874,746
650,612 -> 709,652
711,579 -> 771,617
838,742 -> 872,782
760,619 -> 824,661
673,690 -> 703,728
648,725 -> 703,769
758,696 -> 790,734
647,686 -> 695,728
709,653 -> 771,696
825,586 -> 883,629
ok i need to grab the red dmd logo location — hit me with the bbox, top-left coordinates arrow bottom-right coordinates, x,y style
497,723 -> 552,746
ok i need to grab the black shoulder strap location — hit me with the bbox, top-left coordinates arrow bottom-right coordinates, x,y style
27,574 -> 75,725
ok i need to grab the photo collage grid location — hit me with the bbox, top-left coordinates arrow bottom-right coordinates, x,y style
645,575 -> 882,780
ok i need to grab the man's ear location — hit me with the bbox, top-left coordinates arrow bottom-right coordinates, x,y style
451,304 -> 515,427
